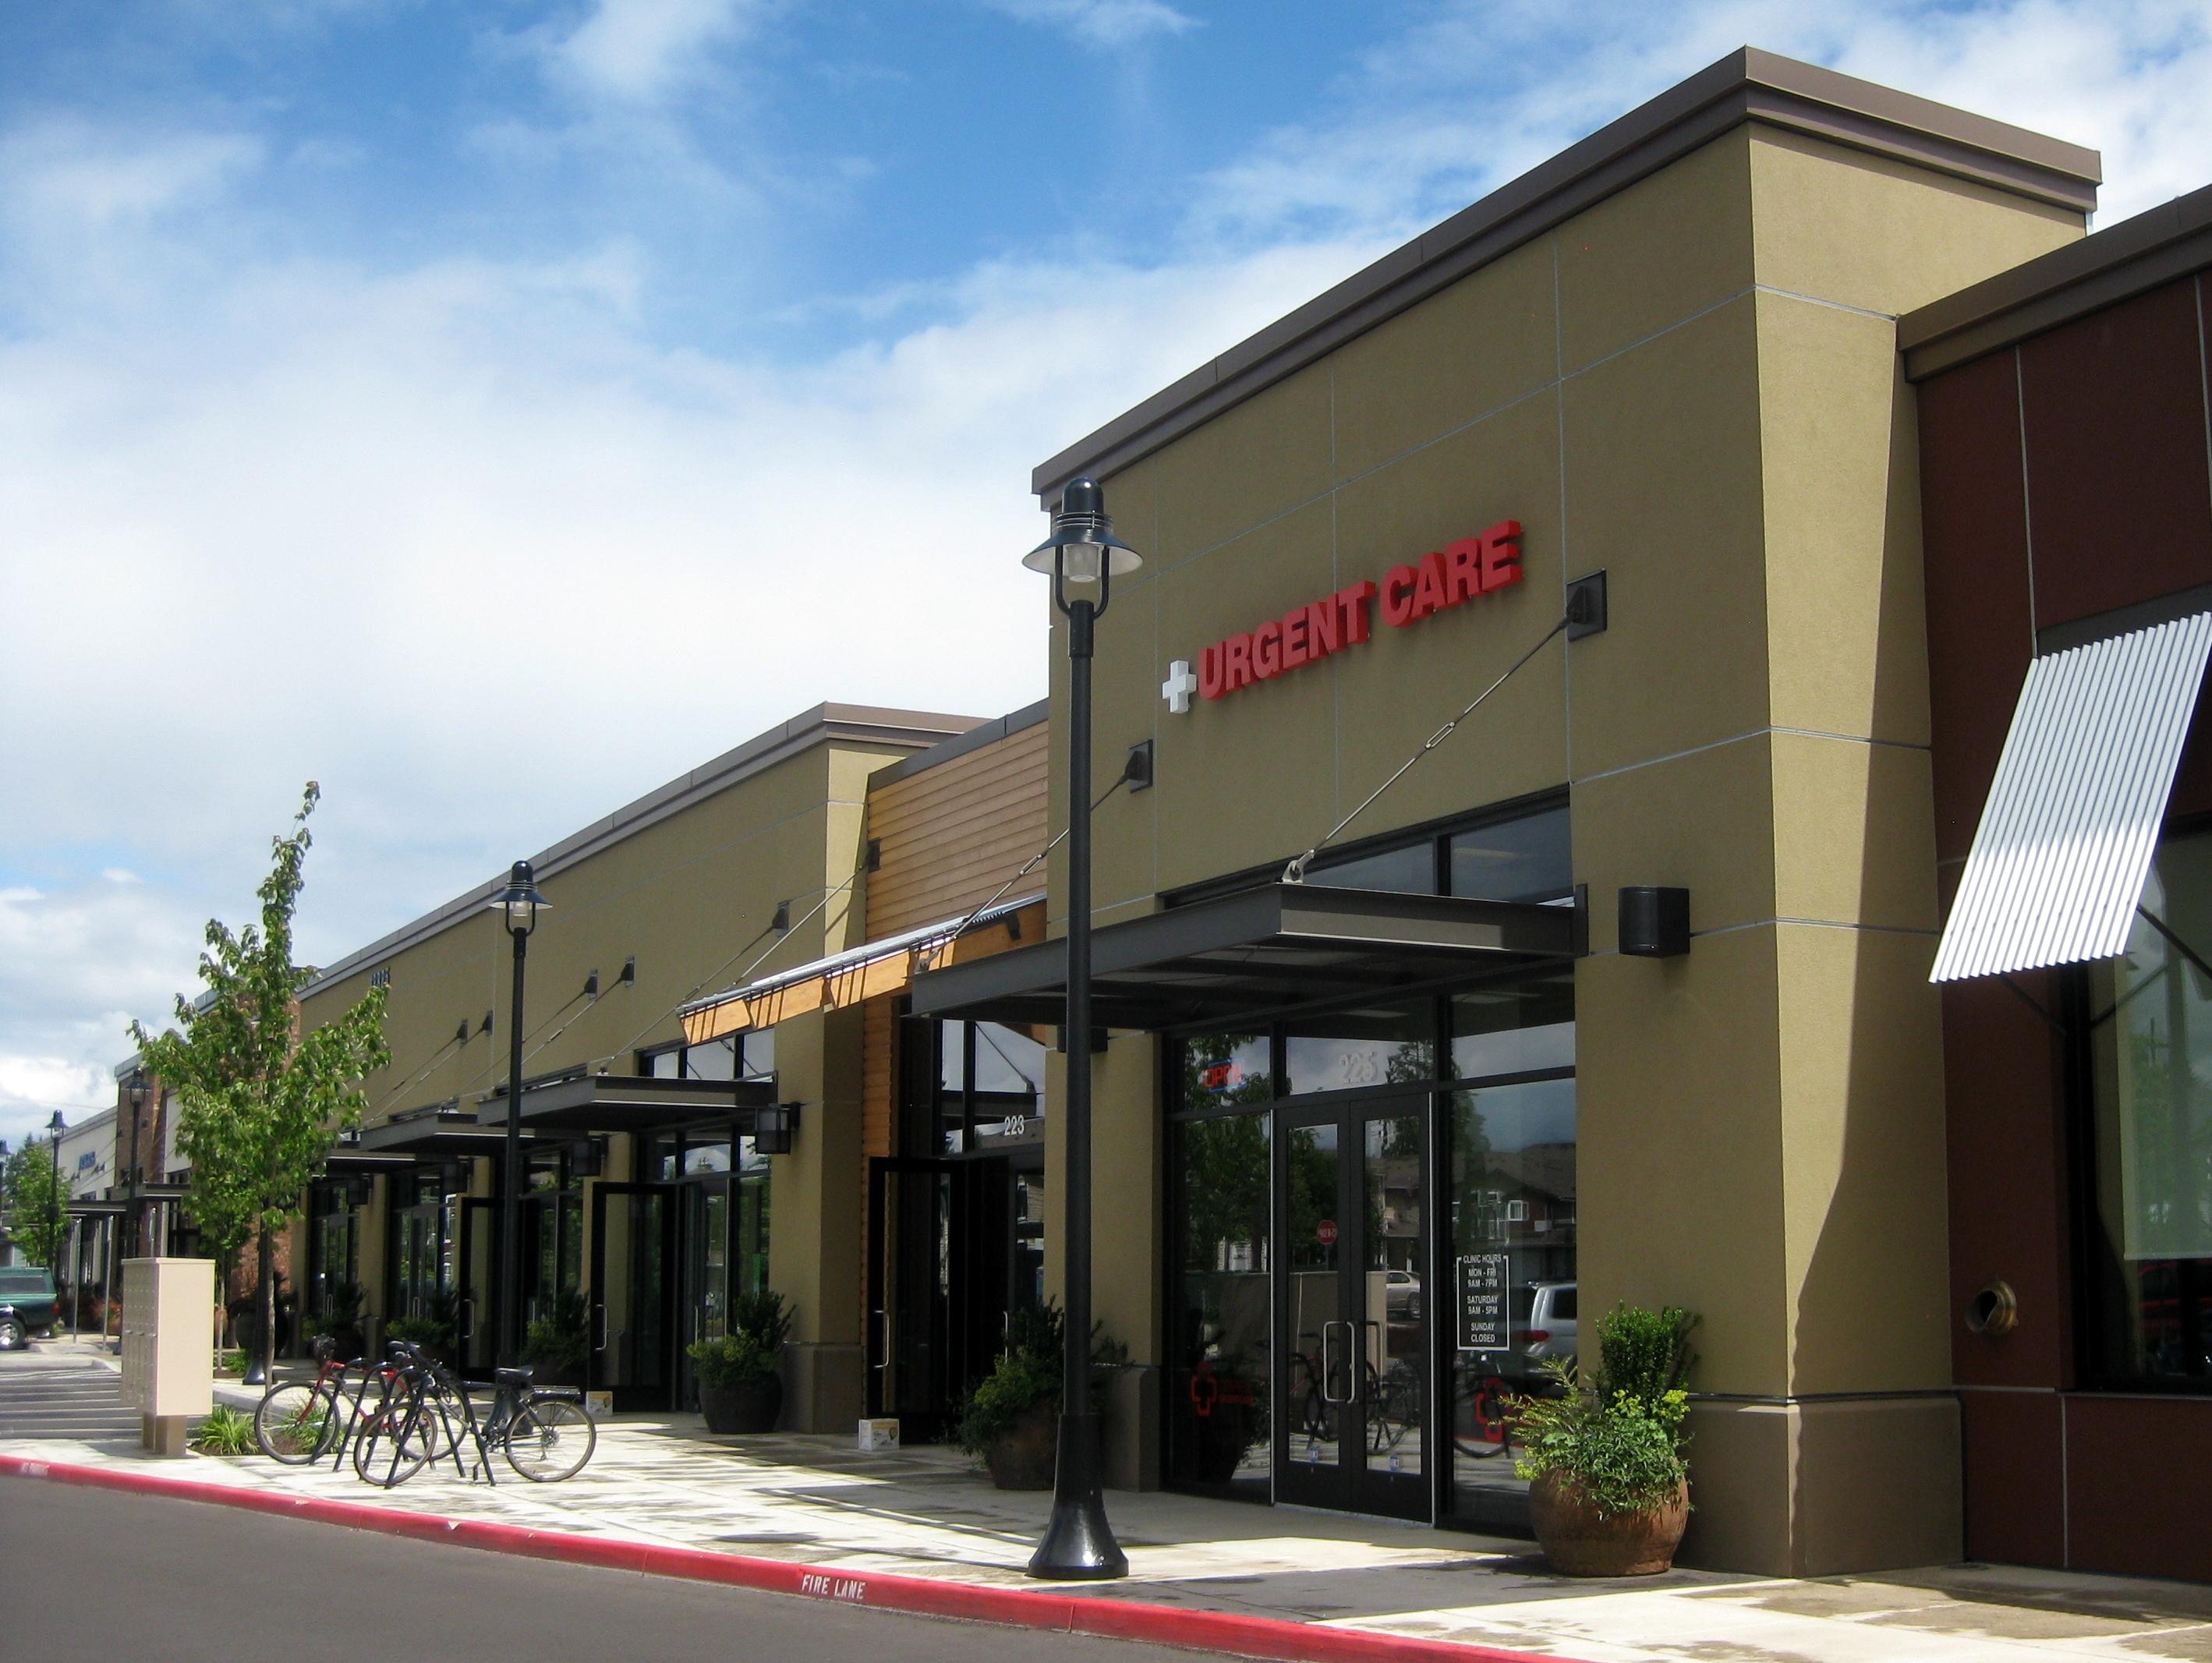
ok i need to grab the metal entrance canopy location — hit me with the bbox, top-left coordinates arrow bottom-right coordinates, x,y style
359,1103 -> 523,1159
908,883 -> 1580,1031
475,1072 -> 777,1135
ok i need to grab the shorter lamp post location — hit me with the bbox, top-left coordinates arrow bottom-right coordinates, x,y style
122,1066 -> 149,1259
489,861 -> 550,1367
47,1111 -> 63,1285
1021,476 -> 1139,1581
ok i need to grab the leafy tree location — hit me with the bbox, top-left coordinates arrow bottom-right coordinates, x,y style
130,784 -> 389,1379
2,1137 -> 66,1270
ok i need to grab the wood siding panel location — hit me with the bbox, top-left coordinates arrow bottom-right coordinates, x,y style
865,724 -> 1049,939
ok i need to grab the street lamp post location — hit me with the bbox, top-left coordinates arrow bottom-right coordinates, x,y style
489,861 -> 549,1367
47,1112 -> 64,1290
1021,476 -> 1139,1581
122,1067 -> 148,1260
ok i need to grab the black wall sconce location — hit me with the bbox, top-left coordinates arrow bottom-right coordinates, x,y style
1619,886 -> 1690,957
754,1102 -> 801,1155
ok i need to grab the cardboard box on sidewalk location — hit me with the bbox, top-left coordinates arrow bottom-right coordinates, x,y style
857,1418 -> 898,1452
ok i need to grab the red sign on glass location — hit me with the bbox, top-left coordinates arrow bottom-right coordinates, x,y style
1193,521 -> 1522,702
1315,1219 -> 1339,1247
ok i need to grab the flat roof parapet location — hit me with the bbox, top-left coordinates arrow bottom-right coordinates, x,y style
1901,179 -> 2212,379
1032,46 -> 2099,504
300,702 -> 983,1000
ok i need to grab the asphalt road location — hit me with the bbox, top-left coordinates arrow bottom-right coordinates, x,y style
1,1476 -> 1198,1661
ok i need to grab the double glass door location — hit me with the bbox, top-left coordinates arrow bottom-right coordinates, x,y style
1275,1095 -> 1429,1520
869,1154 -> 1038,1438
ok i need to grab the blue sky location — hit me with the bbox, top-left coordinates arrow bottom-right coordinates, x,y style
4,0 -> 2211,1150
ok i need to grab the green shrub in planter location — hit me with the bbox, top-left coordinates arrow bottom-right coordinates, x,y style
522,1290 -> 589,1382
1514,1304 -> 1698,1576
688,1291 -> 793,1433
954,1300 -> 1122,1488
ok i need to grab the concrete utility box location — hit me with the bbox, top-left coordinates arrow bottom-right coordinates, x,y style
120,1258 -> 214,1456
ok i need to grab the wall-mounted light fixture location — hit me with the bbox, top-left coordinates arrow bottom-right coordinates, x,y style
1619,886 -> 1690,957
753,1102 -> 801,1156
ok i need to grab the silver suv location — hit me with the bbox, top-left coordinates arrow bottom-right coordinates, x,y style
1517,1279 -> 1577,1365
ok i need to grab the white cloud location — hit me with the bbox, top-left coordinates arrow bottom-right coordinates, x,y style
531,0 -> 766,105
980,0 -> 1197,49
5,0 -> 2212,1159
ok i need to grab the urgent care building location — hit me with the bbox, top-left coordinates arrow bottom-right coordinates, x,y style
908,47 -> 2130,1576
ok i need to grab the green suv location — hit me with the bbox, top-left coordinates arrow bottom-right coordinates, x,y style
0,1267 -> 61,1349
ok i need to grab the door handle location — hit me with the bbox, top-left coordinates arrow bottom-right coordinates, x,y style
458,1298 -> 474,1343
873,1309 -> 890,1371
592,1304 -> 608,1353
1319,1320 -> 1353,1405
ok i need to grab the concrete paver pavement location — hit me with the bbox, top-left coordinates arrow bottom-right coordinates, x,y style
6,1339 -> 2210,1663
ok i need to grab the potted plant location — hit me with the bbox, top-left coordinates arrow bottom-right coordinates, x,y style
688,1290 -> 794,1433
385,1287 -> 459,1367
522,1290 -> 590,1389
956,1301 -> 1119,1490
1514,1303 -> 1698,1576
302,1279 -> 367,1361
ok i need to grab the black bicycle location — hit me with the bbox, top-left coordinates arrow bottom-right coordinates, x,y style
355,1343 -> 596,1488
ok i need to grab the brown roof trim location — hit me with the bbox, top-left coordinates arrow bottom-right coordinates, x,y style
1902,181 -> 2212,380
300,702 -> 984,1001
866,698 -> 1049,791
1032,47 -> 2098,504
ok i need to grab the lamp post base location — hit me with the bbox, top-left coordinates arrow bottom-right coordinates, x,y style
1026,1409 -> 1128,1581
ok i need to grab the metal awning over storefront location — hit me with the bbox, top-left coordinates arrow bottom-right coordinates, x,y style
908,883 -> 1580,1031
357,1104 -> 522,1159
475,1073 -> 776,1135
1933,612 -> 2212,982
679,894 -> 1044,1046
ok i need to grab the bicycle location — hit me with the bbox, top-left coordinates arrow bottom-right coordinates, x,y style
254,1336 -> 356,1463
1451,1371 -> 1524,1462
357,1343 -> 596,1488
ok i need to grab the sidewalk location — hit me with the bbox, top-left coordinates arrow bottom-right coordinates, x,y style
8,1339 -> 2212,1663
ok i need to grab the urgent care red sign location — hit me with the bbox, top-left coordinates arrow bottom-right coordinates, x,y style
1194,520 -> 1522,701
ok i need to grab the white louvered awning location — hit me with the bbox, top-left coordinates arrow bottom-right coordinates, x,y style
1931,612 -> 2212,983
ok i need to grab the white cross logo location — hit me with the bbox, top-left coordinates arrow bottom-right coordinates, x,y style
1161,659 -> 1198,715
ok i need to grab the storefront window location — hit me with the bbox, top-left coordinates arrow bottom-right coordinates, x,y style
1314,844 -> 1436,894
908,1018 -> 1047,1157
1448,1069 -> 1577,1528
1448,805 -> 1571,902
1283,1003 -> 1435,1096
1450,976 -> 1575,1078
1167,1110 -> 1272,1498
2083,827 -> 2212,1388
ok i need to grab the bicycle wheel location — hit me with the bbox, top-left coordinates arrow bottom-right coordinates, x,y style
256,1382 -> 337,1464
504,1397 -> 596,1482
352,1396 -> 436,1488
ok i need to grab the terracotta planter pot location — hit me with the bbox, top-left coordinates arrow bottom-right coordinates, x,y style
1529,1472 -> 1690,1576
985,1401 -> 1060,1490
699,1373 -> 783,1434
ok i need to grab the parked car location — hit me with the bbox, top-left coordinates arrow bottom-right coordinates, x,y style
1516,1279 -> 1577,1366
0,1267 -> 61,1350
1385,1269 -> 1422,1319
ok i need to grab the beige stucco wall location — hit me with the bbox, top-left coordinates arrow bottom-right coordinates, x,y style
298,727 -> 940,1427
1042,122 -> 2080,1571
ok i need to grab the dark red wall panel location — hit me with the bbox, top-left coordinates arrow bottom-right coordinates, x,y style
1940,971 -> 2071,1390
2065,1396 -> 2212,1581
1959,1391 -> 2065,1567
1919,351 -> 2034,864
2020,281 -> 2212,629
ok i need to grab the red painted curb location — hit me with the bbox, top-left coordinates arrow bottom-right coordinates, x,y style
0,1453 -> 1564,1663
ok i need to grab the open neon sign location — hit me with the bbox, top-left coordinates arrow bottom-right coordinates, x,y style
1194,519 -> 1522,701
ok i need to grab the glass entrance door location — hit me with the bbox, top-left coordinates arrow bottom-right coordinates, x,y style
1275,1096 -> 1429,1520
454,1198 -> 497,1372
589,1182 -> 675,1411
679,1177 -> 731,1410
